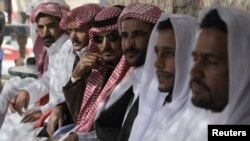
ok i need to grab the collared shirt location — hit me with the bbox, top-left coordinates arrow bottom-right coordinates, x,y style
58,39 -> 87,80
131,66 -> 144,104
23,33 -> 69,113
122,66 -> 143,125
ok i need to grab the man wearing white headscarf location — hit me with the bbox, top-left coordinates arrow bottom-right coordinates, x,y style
94,3 -> 162,141
186,5 -> 250,141
0,2 -> 69,140
128,13 -> 198,141
148,5 -> 250,141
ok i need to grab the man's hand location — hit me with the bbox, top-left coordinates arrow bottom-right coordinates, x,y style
20,108 -> 42,123
9,90 -> 30,115
63,133 -> 79,141
72,52 -> 103,78
47,106 -> 64,137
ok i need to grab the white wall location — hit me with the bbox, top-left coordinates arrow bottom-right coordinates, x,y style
65,0 -> 100,9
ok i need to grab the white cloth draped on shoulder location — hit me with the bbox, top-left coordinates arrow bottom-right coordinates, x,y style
129,12 -> 198,141
143,5 -> 250,141
0,34 -> 69,141
183,5 -> 250,141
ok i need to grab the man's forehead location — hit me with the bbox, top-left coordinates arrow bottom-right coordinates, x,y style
95,30 -> 117,36
67,22 -> 89,29
194,29 -> 227,57
121,18 -> 152,31
37,16 -> 59,24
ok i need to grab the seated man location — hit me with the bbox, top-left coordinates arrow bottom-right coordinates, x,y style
95,3 -> 162,141
153,6 -> 250,141
187,6 -> 250,140
44,3 -> 102,137
0,2 -> 69,140
129,13 -> 198,141
49,6 -> 128,140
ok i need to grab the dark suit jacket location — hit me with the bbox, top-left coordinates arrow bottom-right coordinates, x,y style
95,86 -> 137,141
63,77 -> 86,122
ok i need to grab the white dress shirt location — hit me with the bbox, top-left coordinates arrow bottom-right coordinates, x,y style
23,33 -> 69,113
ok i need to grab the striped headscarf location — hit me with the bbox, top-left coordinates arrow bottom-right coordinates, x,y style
76,6 -> 130,132
117,3 -> 162,32
59,3 -> 103,30
31,2 -> 69,77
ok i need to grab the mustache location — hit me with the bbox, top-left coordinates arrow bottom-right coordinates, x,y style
101,46 -> 113,54
189,78 -> 210,91
72,38 -> 81,44
43,35 -> 54,40
123,47 -> 140,54
156,70 -> 174,78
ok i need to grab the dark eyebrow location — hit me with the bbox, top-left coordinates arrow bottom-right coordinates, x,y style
132,30 -> 148,34
155,46 -> 175,50
192,51 -> 222,60
120,31 -> 128,36
38,21 -> 57,26
162,46 -> 175,51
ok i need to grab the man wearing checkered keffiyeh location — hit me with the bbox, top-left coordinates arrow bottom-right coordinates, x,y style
44,3 -> 102,137
0,2 -> 70,140
94,3 -> 162,141
60,6 -> 130,141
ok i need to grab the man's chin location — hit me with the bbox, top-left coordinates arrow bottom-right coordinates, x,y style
44,43 -> 52,47
191,96 -> 213,110
73,46 -> 84,51
158,85 -> 173,93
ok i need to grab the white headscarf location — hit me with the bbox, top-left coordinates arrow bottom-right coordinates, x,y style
129,12 -> 198,141
154,5 -> 250,141
215,6 -> 250,125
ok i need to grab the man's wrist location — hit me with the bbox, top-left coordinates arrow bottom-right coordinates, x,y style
71,75 -> 81,83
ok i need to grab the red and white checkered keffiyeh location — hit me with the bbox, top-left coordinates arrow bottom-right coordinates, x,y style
117,3 -> 162,32
60,3 -> 103,30
31,2 -> 69,77
31,2 -> 70,23
76,6 -> 129,132
33,36 -> 48,78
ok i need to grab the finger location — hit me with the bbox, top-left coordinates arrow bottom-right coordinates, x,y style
24,100 -> 29,110
46,118 -> 53,136
47,122 -> 55,137
21,114 -> 34,123
85,53 -> 103,60
58,118 -> 63,128
16,102 -> 25,116
10,97 -> 16,104
9,103 -> 17,113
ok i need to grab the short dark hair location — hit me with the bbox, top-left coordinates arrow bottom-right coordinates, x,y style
36,13 -> 61,23
157,18 -> 173,31
200,9 -> 227,33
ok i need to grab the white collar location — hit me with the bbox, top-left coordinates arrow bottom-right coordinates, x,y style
132,65 -> 144,103
75,45 -> 88,57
